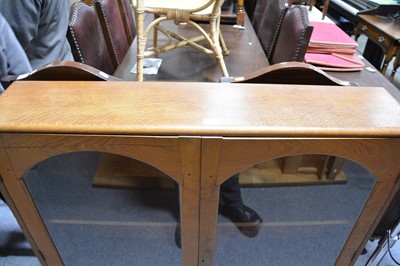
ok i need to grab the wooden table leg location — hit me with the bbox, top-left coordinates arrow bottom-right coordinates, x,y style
381,48 -> 396,77
179,138 -> 202,266
0,143 -> 62,266
389,51 -> 400,82
198,138 -> 223,265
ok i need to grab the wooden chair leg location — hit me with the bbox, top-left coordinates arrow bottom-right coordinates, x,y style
153,14 -> 159,49
219,32 -> 229,56
135,0 -> 145,81
322,0 -> 330,20
209,20 -> 229,77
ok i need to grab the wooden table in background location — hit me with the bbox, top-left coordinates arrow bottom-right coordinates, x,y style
1,81 -> 400,265
356,14 -> 400,82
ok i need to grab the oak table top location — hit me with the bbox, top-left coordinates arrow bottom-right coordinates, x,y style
1,81 -> 400,265
0,81 -> 400,137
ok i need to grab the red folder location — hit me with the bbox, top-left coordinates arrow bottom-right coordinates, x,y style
304,53 -> 365,71
307,47 -> 356,54
308,21 -> 358,49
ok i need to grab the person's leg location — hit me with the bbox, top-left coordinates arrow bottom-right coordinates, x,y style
174,173 -> 263,249
219,173 -> 243,207
173,181 -> 182,248
220,173 -> 263,237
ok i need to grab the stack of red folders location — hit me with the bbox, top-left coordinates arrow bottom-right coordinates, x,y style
304,21 -> 365,72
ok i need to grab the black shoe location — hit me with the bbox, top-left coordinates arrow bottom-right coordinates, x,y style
361,248 -> 367,255
221,204 -> 262,237
175,224 -> 181,249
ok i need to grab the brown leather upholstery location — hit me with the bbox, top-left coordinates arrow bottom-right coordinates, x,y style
222,62 -> 357,86
1,61 -> 121,89
118,0 -> 136,44
67,2 -> 116,75
95,0 -> 131,66
270,6 -> 313,64
252,0 -> 288,61
22,61 -> 121,81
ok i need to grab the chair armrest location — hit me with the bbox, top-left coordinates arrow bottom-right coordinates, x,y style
2,61 -> 122,89
230,62 -> 358,86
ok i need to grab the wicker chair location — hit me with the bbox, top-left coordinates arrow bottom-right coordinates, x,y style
131,0 -> 229,81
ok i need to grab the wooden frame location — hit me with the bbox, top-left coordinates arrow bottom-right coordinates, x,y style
1,81 -> 400,265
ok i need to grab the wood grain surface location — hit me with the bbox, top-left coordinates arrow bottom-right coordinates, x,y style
0,81 -> 400,137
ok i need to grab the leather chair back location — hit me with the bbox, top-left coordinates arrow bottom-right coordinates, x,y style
252,0 -> 288,61
270,5 -> 313,64
1,61 -> 121,89
119,0 -> 136,44
95,0 -> 131,66
67,2 -> 116,75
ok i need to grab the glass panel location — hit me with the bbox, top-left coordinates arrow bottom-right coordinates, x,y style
215,155 -> 375,265
24,152 -> 181,265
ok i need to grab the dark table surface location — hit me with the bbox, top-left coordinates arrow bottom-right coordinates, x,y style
114,15 -> 400,102
114,15 -> 269,82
